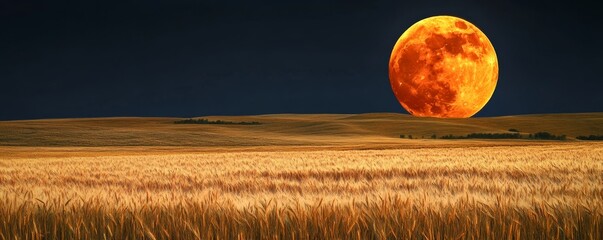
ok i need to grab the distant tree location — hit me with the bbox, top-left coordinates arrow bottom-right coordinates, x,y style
400,134 -> 405,138
408,135 -> 413,139
508,128 -> 519,132
438,131 -> 565,140
174,118 -> 261,125
532,132 -> 566,140
533,132 -> 552,139
440,134 -> 459,139
463,132 -> 517,139
431,134 -> 437,139
577,135 -> 603,140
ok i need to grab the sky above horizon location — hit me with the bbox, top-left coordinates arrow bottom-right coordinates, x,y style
1,0 -> 601,120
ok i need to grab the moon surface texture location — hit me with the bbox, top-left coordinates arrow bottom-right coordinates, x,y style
389,16 -> 498,118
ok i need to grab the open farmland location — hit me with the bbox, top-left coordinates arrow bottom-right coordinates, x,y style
1,113 -> 602,239
0,113 -> 601,147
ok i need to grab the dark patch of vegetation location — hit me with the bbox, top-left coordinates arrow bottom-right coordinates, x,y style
440,134 -> 457,139
529,132 -> 566,140
576,135 -> 603,141
468,133 -> 522,139
174,118 -> 261,125
508,128 -> 519,132
440,133 -> 522,139
438,131 -> 566,140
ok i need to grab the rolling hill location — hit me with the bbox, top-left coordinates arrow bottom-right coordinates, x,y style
0,113 -> 601,148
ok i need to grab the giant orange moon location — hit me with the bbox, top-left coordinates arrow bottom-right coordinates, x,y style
389,16 -> 498,118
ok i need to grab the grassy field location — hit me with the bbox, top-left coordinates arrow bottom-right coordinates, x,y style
1,113 -> 602,239
0,113 -> 601,147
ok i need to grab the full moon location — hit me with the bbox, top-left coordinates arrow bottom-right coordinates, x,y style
389,16 -> 498,118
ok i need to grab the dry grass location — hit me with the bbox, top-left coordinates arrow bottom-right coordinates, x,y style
1,143 -> 602,239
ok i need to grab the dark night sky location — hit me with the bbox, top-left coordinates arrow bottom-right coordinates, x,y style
1,1 -> 601,120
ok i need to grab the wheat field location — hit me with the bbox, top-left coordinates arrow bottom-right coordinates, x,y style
1,143 -> 602,239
